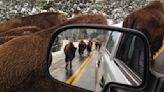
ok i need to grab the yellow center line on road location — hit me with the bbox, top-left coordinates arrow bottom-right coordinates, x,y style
71,52 -> 94,85
66,50 -> 95,85
153,44 -> 164,60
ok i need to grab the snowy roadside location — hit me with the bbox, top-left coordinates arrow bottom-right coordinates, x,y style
51,40 -> 79,63
52,21 -> 123,58
111,21 -> 123,27
107,19 -> 123,27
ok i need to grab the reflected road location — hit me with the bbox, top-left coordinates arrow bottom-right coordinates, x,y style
49,49 -> 100,91
152,45 -> 164,74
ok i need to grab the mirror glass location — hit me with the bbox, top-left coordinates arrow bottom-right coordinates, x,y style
49,28 -> 145,91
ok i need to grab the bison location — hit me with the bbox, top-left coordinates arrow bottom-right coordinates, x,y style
95,40 -> 102,51
0,12 -> 67,92
64,42 -> 77,69
0,26 -> 41,45
78,40 -> 87,57
86,40 -> 93,55
0,12 -> 66,33
0,26 -> 41,37
0,13 -> 107,92
0,36 -> 17,45
123,1 -> 164,55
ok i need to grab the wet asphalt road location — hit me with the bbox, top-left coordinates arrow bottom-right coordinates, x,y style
152,49 -> 164,74
49,49 -> 100,91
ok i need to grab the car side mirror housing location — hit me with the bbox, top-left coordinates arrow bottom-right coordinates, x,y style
46,24 -> 150,92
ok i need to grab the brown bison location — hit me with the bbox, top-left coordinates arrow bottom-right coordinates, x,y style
0,12 -> 65,33
95,40 -> 102,50
0,26 -> 41,37
64,42 -> 77,69
87,40 -> 93,55
0,13 -> 107,92
123,1 -> 164,55
0,26 -> 41,45
78,40 -> 87,57
0,36 -> 17,45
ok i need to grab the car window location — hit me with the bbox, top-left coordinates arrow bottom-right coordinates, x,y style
116,34 -> 145,79
106,31 -> 121,53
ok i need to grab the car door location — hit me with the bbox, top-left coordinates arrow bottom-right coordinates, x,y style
114,33 -> 145,85
100,31 -> 146,88
101,31 -> 132,86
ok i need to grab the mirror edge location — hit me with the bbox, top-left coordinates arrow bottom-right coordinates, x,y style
46,24 -> 151,91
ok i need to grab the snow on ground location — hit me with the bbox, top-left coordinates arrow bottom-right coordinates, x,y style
107,19 -> 113,25
111,21 -> 123,27
52,21 -> 123,59
60,40 -> 69,51
52,39 -> 90,55
107,19 -> 123,28
52,40 -> 79,59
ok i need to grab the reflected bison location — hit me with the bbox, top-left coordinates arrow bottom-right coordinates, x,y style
78,40 -> 87,57
87,40 -> 93,55
64,42 -> 77,69
0,13 -> 107,92
95,40 -> 102,50
123,1 -> 164,55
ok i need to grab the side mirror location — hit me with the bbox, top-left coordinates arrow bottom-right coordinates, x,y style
47,24 -> 150,92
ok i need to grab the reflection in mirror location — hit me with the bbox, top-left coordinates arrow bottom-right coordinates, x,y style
49,28 -> 145,91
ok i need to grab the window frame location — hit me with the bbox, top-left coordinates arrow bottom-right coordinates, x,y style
113,34 -> 144,85
105,31 -> 122,59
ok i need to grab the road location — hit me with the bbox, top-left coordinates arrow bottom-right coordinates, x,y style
152,45 -> 164,74
49,48 -> 100,91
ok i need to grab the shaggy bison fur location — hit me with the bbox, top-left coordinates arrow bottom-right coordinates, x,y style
0,13 -> 107,92
95,40 -> 102,50
87,40 -> 93,55
0,12 -> 65,33
64,42 -> 77,69
123,1 -> 164,55
0,26 -> 40,45
78,40 -> 87,57
0,36 -> 17,45
0,26 -> 41,37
